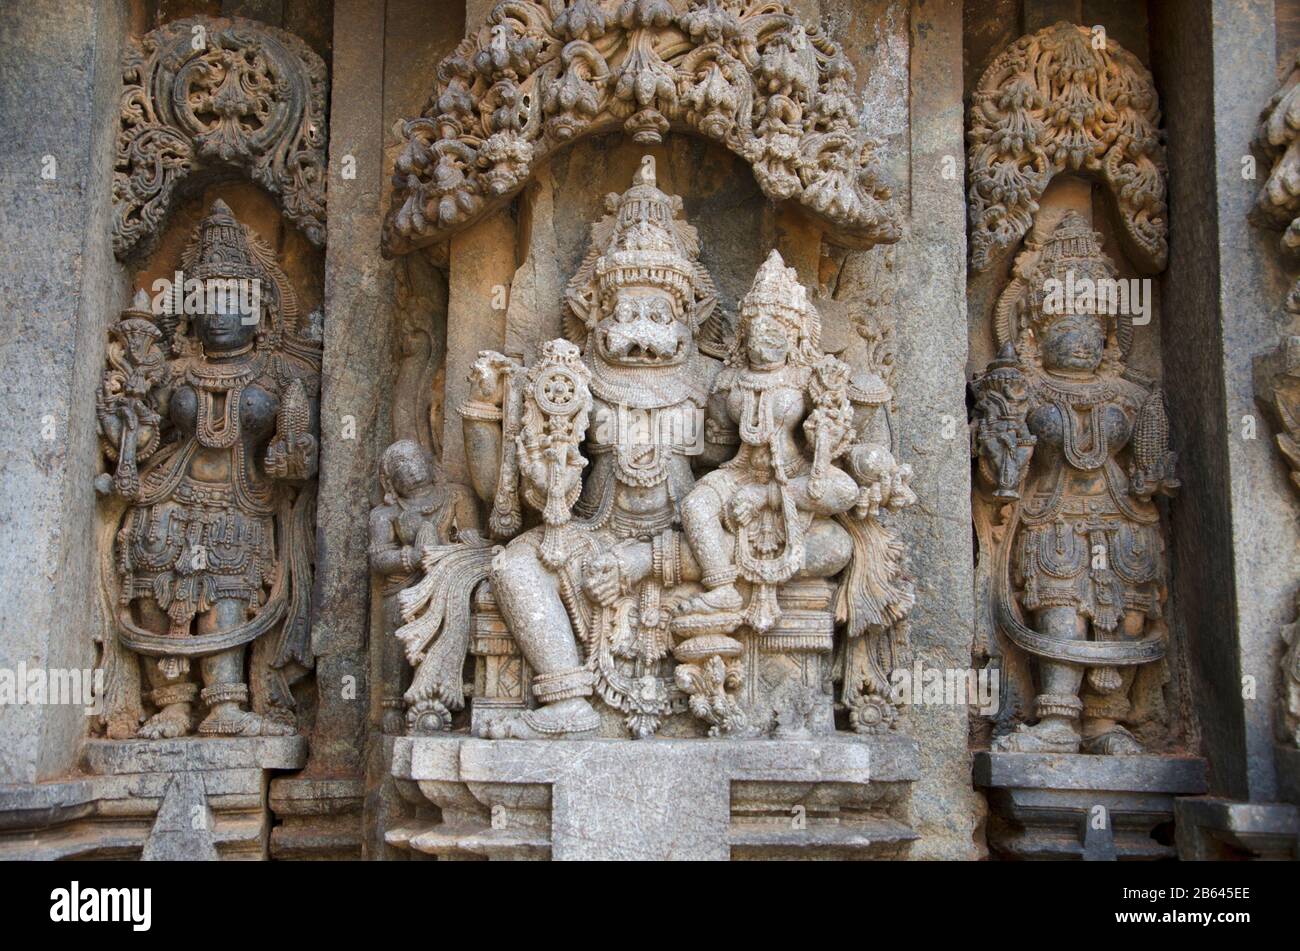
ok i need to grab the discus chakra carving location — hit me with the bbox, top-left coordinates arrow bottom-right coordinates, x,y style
113,16 -> 328,259
967,21 -> 1167,274
383,0 -> 899,256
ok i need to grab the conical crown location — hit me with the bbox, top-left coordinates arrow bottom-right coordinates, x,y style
595,156 -> 697,305
739,249 -> 820,349
191,200 -> 262,282
1035,211 -> 1116,283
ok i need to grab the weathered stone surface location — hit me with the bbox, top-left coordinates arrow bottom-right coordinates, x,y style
1151,0 -> 1295,802
0,737 -> 305,860
1278,744 -> 1300,804
0,0 -> 127,786
391,734 -> 918,860
142,772 -> 219,861
975,751 -> 1206,860
1174,797 -> 1299,860
891,0 -> 985,859
974,751 -> 1207,793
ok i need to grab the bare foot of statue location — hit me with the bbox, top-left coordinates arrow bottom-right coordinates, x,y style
671,584 -> 744,636
991,716 -> 1080,754
198,703 -> 296,737
136,702 -> 195,739
483,698 -> 600,740
1080,724 -> 1143,755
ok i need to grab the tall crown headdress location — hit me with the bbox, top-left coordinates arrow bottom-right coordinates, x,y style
993,211 -> 1131,355
564,156 -> 717,344
735,249 -> 822,355
180,200 -> 305,349
189,199 -> 263,283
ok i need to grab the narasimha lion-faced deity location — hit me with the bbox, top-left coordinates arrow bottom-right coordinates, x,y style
392,156 -> 915,741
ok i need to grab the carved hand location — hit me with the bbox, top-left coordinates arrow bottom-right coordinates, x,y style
265,432 -> 319,481
728,484 -> 768,526
584,554 -> 623,607
467,350 -> 516,407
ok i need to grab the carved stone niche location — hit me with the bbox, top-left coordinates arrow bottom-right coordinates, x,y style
967,22 -> 1202,860
73,14 -> 330,860
373,3 -> 917,861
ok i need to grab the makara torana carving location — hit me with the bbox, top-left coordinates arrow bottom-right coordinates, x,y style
114,16 -> 328,259
384,0 -> 899,255
967,21 -> 1167,274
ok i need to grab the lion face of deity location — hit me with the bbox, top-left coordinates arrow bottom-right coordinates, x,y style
594,287 -> 690,367
1037,312 -> 1106,374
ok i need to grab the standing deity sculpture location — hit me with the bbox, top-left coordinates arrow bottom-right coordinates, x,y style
369,439 -> 480,734
95,200 -> 321,739
972,213 -> 1179,755
395,156 -> 915,740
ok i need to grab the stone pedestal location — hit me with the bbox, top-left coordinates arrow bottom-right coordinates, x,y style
269,776 -> 365,860
0,737 -> 306,860
1174,797 -> 1299,860
974,752 -> 1207,860
388,734 -> 918,860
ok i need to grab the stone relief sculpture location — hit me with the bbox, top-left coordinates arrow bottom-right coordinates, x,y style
114,16 -> 328,259
967,21 -> 1167,274
95,200 -> 322,738
971,213 -> 1178,755
383,0 -> 899,256
1252,52 -> 1300,747
369,440 -> 481,734
393,156 -> 914,740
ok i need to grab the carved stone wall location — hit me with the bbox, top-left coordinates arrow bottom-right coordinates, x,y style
2,0 -> 1299,865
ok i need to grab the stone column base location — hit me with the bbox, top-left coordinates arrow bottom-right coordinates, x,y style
269,775 -> 364,860
1174,797 -> 1299,860
974,752 -> 1207,860
0,737 -> 306,860
388,734 -> 919,860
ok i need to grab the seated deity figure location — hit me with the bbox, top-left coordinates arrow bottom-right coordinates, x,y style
96,200 -> 320,739
673,250 -> 859,644
396,157 -> 917,740
452,156 -> 731,739
973,212 -> 1178,755
369,439 -> 480,733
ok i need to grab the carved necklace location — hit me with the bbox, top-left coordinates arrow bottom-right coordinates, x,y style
734,365 -> 804,446
614,407 -> 670,487
1030,371 -> 1117,471
186,352 -> 265,450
